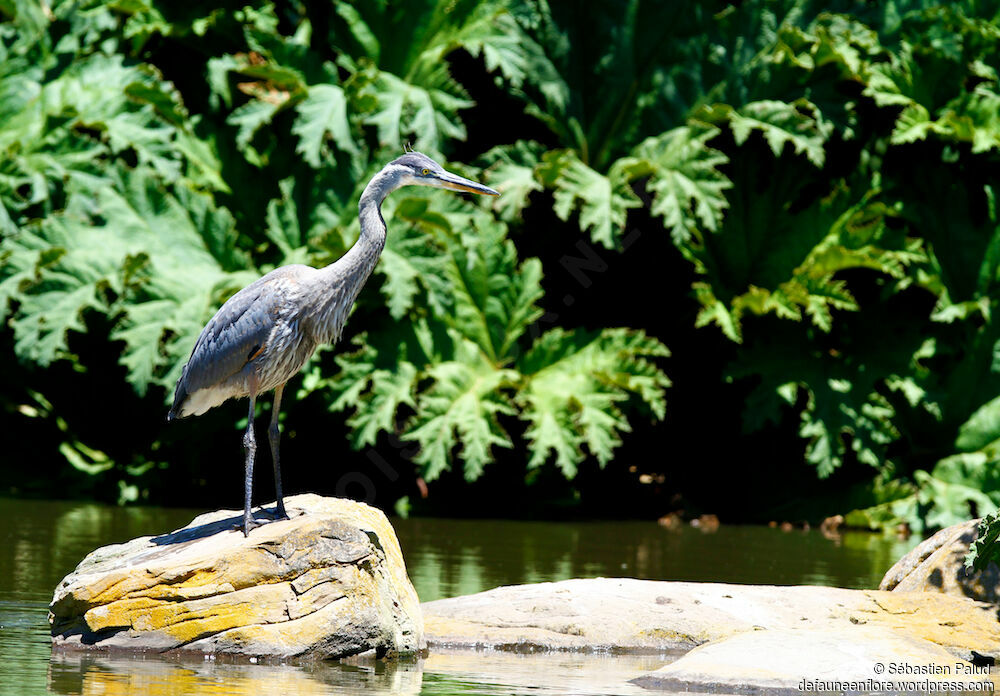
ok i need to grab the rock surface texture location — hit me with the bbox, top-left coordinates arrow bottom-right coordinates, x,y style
50,494 -> 423,660
422,577 -> 1000,659
880,519 -> 1000,604
631,627 -> 996,694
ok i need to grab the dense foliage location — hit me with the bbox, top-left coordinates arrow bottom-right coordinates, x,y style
3,0 -> 1000,558
0,0 -> 670,500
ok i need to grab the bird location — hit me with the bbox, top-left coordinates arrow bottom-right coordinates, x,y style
168,152 -> 499,535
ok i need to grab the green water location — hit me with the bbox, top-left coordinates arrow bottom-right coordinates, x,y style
0,498 -> 919,696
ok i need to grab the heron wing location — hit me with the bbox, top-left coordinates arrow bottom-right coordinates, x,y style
170,266 -> 311,416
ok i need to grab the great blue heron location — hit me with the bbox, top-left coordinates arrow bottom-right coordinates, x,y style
168,153 -> 499,535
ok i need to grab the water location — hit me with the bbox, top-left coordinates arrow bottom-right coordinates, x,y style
0,498 -> 919,695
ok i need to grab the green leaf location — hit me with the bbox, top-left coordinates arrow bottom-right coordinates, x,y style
956,394 -> 1000,453
206,54 -> 241,108
679,150 -> 915,342
624,125 -> 731,243
378,220 -> 449,320
540,149 -> 641,249
227,98 -> 282,156
60,440 -> 114,476
344,359 -> 419,449
693,283 -> 743,343
967,511 -> 1000,571
404,336 -> 517,482
724,100 -> 826,167
480,141 -> 544,223
916,454 -> 1000,531
265,177 -> 311,266
365,70 -> 471,153
332,0 -> 519,153
104,108 -> 181,182
890,103 -> 934,144
729,313 -> 922,478
509,0 -> 709,167
292,82 -> 356,168
517,328 -> 670,476
0,225 -> 46,323
174,126 -> 229,193
453,6 -> 534,89
5,166 -> 256,394
844,493 -> 918,532
13,268 -> 107,365
390,192 -> 545,361
325,190 -> 671,482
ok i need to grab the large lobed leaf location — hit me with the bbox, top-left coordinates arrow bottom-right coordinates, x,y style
5,167 -> 257,394
292,83 -> 357,167
622,125 -> 732,244
404,336 -> 519,482
479,140 -> 546,223
329,0 -> 521,154
516,328 -> 670,477
0,51 -> 209,215
538,150 -> 641,249
386,191 -> 545,361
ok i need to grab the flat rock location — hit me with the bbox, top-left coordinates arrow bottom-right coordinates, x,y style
632,627 -> 997,694
881,519 -> 1000,604
421,578 -> 1000,659
49,494 -> 422,660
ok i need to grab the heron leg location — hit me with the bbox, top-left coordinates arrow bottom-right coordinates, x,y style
269,384 -> 288,519
242,394 -> 257,536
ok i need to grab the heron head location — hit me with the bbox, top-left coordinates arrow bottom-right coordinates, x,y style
390,152 -> 499,197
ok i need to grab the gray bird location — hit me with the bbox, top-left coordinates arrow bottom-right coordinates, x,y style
168,153 -> 499,535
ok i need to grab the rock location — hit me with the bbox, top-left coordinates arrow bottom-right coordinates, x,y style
880,519 -> 1000,604
820,514 -> 844,537
632,627 -> 997,694
421,578 -> 1000,658
690,514 -> 719,532
49,494 -> 423,660
656,512 -> 681,529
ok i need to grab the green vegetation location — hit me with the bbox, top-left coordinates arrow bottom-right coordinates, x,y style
3,0 -> 1000,562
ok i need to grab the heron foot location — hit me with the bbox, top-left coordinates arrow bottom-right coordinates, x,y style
257,505 -> 289,521
234,507 -> 297,535
237,512 -> 269,536
233,508 -> 278,536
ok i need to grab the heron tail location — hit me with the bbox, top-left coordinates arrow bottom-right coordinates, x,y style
168,381 -> 188,421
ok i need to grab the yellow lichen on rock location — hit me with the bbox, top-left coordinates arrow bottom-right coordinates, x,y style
860,590 -> 1000,655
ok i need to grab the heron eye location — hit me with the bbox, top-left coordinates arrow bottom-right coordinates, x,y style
421,168 -> 430,176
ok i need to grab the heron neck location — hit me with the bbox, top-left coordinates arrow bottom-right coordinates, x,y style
309,179 -> 391,344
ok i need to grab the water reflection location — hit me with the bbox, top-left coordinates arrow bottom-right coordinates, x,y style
46,649 -> 660,696
421,650 -> 663,696
0,497 -> 922,696
395,517 -> 920,600
49,653 -> 425,696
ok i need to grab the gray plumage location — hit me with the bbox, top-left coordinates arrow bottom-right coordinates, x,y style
169,152 -> 499,535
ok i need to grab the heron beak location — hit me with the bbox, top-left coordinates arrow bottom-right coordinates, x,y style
435,170 -> 500,196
